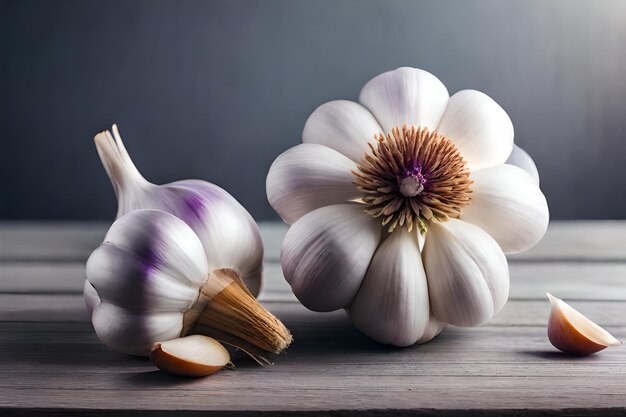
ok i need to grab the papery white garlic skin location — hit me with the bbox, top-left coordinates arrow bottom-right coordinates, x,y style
281,204 -> 382,312
547,293 -> 621,355
423,219 -> 509,327
95,125 -> 263,296
349,228 -> 430,347
86,209 -> 209,356
506,144 -> 540,184
460,164 -> 549,254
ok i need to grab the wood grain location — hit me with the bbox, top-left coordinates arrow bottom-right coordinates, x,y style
1,222 -> 626,415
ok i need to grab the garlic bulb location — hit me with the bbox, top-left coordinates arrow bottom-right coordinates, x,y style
267,67 -> 550,347
86,209 -> 291,362
95,125 -> 263,296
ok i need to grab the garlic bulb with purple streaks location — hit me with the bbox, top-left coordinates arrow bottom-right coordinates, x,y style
86,209 -> 291,362
267,67 -> 550,347
95,125 -> 263,296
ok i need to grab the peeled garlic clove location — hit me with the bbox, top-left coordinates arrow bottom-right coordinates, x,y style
547,293 -> 621,355
150,335 -> 231,377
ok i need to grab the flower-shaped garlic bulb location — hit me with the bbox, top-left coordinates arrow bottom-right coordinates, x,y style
267,67 -> 549,346
86,209 -> 291,360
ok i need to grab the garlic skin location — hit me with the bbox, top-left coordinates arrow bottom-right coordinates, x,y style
95,125 -> 263,296
85,209 -> 290,358
349,228 -> 432,346
87,210 -> 208,355
547,293 -> 621,355
506,144 -> 540,184
268,67 -> 549,346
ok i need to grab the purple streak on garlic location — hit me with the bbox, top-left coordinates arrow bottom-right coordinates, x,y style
86,210 -> 210,356
94,125 -> 263,296
268,67 -> 550,347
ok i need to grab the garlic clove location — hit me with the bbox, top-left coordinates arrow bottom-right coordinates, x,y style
281,204 -> 382,312
460,164 -> 549,254
437,89 -> 513,171
547,293 -> 621,355
349,228 -> 430,347
83,279 -> 100,314
86,210 -> 208,313
506,143 -> 540,184
92,302 -> 183,356
423,218 -> 509,327
301,100 -> 383,162
417,315 -> 446,344
359,67 -> 449,133
150,335 -> 231,377
266,143 -> 361,225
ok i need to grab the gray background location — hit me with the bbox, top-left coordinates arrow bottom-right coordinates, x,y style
1,0 -> 625,221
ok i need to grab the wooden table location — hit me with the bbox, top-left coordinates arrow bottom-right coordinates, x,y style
1,221 -> 626,416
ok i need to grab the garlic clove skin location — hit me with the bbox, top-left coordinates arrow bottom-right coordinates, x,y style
349,228 -> 430,347
266,143 -> 360,225
460,164 -> 549,254
359,67 -> 449,133
423,219 -> 509,327
83,280 -> 100,315
506,144 -> 540,184
94,125 -> 264,296
86,209 -> 208,313
281,204 -> 382,312
417,315 -> 446,344
301,100 -> 383,162
547,293 -> 621,355
92,302 -> 184,356
150,335 -> 231,377
437,89 -> 514,171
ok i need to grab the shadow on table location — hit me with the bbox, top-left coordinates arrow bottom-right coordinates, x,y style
518,349 -> 601,361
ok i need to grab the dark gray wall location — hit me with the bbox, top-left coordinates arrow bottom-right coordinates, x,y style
2,0 -> 626,221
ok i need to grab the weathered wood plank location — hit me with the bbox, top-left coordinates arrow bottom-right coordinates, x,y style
2,221 -> 626,415
3,261 -> 626,303
0,222 -> 108,262
1,313 -> 626,412
0,322 -> 625,413
2,321 -> 625,369
4,221 -> 626,262
1,380 -> 624,414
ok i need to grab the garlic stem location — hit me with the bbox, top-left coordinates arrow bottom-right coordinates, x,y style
94,125 -> 149,203
183,268 -> 292,363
